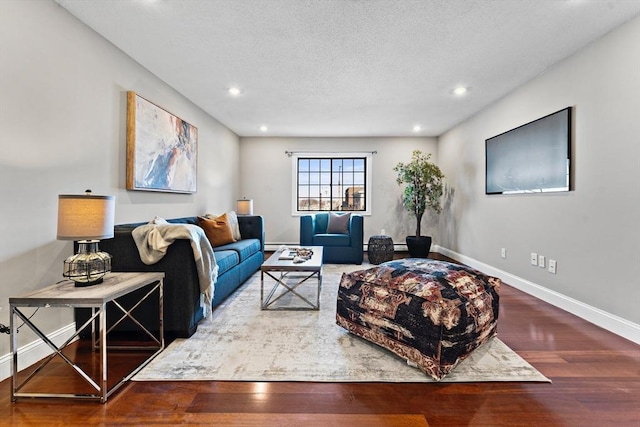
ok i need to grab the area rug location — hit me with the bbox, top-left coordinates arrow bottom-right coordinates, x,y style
133,264 -> 550,383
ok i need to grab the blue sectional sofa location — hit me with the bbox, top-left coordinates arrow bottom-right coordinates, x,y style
75,215 -> 264,338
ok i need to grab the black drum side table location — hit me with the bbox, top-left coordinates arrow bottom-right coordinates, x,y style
368,235 -> 394,264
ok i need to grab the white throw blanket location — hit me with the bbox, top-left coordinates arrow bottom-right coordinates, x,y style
132,221 -> 218,316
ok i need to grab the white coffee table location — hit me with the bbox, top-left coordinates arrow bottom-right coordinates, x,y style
260,246 -> 323,310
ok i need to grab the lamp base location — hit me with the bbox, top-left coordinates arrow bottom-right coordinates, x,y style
73,277 -> 104,287
63,241 -> 111,287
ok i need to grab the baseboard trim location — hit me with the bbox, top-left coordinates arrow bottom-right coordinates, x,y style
0,322 -> 77,382
434,245 -> 640,345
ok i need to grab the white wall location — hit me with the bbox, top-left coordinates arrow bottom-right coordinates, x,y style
239,137 -> 439,246
0,0 -> 240,363
438,16 -> 640,331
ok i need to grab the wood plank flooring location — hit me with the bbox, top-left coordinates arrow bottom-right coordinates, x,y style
1,253 -> 639,426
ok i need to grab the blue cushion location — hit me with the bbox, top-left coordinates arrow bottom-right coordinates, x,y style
313,234 -> 351,247
214,250 -> 239,275
215,238 -> 261,262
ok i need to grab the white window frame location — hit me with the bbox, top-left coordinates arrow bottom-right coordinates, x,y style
290,152 -> 373,216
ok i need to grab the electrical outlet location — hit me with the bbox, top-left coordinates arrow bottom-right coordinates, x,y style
501,248 -> 506,258
531,252 -> 538,266
549,260 -> 557,274
538,255 -> 546,268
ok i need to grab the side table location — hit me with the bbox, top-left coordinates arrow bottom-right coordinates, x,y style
10,272 -> 164,403
368,235 -> 394,264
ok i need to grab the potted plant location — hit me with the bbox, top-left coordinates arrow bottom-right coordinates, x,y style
394,149 -> 445,258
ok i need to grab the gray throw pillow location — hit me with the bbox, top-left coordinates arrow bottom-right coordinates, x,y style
327,212 -> 351,234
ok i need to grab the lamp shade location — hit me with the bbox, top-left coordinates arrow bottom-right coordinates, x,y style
236,198 -> 253,216
57,193 -> 115,240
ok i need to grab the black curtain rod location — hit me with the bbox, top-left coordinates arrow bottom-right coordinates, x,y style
285,150 -> 377,157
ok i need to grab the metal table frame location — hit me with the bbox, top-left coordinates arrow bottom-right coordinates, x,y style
260,246 -> 323,310
10,272 -> 165,403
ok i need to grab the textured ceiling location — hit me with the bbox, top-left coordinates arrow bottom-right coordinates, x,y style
54,0 -> 639,137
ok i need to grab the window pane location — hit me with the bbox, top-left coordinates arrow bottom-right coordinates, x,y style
320,172 -> 330,184
342,158 -> 354,171
343,174 -> 354,185
309,186 -> 320,197
353,172 -> 365,185
309,172 -> 320,185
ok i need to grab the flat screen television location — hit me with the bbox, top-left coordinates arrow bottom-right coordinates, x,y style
485,107 -> 572,195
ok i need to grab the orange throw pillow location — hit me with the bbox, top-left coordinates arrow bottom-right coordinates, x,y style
198,214 -> 235,247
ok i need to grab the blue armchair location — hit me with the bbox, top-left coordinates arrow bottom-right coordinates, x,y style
299,212 -> 363,264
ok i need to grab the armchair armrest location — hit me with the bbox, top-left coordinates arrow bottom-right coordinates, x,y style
349,214 -> 364,247
300,214 -> 315,246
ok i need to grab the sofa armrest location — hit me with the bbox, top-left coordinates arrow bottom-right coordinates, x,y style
238,215 -> 265,252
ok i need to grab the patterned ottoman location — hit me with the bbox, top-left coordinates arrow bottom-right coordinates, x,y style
336,258 -> 501,380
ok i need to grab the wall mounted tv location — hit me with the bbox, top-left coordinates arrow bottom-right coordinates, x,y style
485,107 -> 572,195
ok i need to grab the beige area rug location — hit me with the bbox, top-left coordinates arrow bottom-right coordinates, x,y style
133,264 -> 550,383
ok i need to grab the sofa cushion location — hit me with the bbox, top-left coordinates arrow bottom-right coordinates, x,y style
213,250 -> 240,276
215,238 -> 261,262
313,234 -> 351,247
327,212 -> 351,234
198,214 -> 235,247
205,211 -> 241,241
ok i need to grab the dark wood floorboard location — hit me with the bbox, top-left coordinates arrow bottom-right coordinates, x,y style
1,252 -> 638,426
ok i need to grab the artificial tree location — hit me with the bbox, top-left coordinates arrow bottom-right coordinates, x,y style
394,149 -> 445,257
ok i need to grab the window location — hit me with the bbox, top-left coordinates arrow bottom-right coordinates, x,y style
291,153 -> 372,214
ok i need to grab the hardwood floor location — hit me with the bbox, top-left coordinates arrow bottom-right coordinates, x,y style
1,253 -> 639,426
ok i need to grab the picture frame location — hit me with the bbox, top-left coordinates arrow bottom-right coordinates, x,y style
126,91 -> 198,193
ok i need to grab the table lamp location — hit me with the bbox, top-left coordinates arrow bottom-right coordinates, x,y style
236,198 -> 253,216
57,190 -> 115,287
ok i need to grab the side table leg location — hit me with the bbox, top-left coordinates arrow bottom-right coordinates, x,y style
10,305 -> 17,402
99,303 -> 107,403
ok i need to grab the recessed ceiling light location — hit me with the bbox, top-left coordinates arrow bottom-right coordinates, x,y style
260,125 -> 268,132
228,87 -> 242,96
453,86 -> 468,96
413,125 -> 422,132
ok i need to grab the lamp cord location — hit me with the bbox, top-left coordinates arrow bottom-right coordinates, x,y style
1,279 -> 69,334
0,307 -> 40,335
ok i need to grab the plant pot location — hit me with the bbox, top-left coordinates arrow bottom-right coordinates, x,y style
406,236 -> 432,258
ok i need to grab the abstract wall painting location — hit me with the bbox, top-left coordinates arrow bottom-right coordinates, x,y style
126,91 -> 197,193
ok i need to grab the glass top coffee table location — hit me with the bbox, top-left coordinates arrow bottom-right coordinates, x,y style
260,246 -> 323,310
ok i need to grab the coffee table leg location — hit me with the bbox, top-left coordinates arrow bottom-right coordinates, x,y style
261,270 -> 320,310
